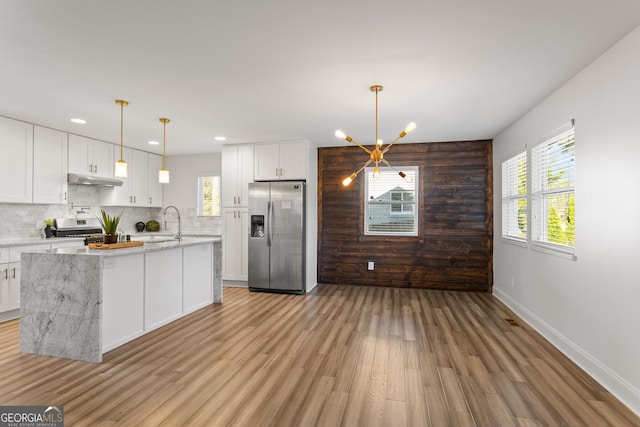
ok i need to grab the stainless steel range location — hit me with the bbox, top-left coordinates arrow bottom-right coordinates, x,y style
53,218 -> 104,244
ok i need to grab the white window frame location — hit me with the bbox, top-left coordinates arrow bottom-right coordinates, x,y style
531,125 -> 575,255
501,150 -> 528,243
500,121 -> 576,259
197,175 -> 221,217
364,166 -> 418,236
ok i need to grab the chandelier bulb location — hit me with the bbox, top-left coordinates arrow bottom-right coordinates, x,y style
376,139 -> 383,148
399,171 -> 414,183
335,129 -> 353,143
405,122 -> 417,133
342,173 -> 357,187
373,166 -> 381,179
399,122 -> 417,138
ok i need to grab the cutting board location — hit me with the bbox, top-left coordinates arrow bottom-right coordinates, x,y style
89,241 -> 144,249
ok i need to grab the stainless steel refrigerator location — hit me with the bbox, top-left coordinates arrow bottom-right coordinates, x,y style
248,181 -> 306,293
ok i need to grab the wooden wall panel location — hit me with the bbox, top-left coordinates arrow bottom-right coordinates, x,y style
317,140 -> 493,291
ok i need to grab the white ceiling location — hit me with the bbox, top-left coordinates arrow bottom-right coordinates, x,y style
1,1 -> 640,155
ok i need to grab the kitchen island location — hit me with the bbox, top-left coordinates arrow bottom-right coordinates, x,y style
19,237 -> 222,363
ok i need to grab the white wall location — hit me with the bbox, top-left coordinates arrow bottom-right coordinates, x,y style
306,144 -> 318,292
493,26 -> 640,415
162,153 -> 222,235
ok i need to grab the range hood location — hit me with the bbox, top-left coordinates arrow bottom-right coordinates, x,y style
68,173 -> 124,187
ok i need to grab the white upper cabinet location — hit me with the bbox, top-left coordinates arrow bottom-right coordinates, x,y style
100,147 -> 132,206
0,116 -> 33,203
129,149 -> 148,205
101,149 -> 163,207
222,144 -> 254,208
33,126 -> 68,204
254,141 -> 307,181
147,153 -> 163,207
68,134 -> 114,179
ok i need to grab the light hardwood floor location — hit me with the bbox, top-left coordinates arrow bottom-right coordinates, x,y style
0,285 -> 638,426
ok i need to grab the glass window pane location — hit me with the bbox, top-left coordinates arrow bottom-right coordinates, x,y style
365,166 -> 418,236
197,176 -> 221,216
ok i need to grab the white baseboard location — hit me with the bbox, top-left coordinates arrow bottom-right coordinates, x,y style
223,280 -> 248,288
493,287 -> 640,417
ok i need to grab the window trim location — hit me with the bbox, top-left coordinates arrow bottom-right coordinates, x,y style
530,126 -> 575,255
364,165 -> 419,236
499,120 -> 577,260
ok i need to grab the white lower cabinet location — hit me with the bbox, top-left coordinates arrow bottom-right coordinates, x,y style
0,255 -> 19,314
102,254 -> 144,351
144,248 -> 183,331
222,209 -> 248,281
183,244 -> 213,313
0,244 -> 50,318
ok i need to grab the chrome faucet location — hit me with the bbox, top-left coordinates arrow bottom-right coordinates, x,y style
163,205 -> 182,241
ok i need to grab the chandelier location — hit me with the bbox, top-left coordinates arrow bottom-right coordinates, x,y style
336,85 -> 416,186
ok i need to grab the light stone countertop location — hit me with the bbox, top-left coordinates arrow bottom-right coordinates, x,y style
0,237 -> 85,248
23,236 -> 222,257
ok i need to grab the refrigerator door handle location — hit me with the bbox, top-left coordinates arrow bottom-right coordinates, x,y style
266,201 -> 271,247
269,199 -> 275,246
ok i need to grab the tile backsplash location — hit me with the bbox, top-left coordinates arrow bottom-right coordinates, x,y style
0,185 -> 221,239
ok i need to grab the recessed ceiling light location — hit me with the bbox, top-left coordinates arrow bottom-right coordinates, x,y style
70,118 -> 86,124
148,140 -> 160,145
214,136 -> 226,141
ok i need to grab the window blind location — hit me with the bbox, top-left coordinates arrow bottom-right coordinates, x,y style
531,127 -> 575,249
501,151 -> 527,240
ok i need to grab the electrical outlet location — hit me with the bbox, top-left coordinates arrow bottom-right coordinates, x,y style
367,261 -> 374,271
511,277 -> 515,287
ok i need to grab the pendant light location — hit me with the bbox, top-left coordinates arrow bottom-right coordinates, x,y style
335,85 -> 416,186
114,99 -> 129,178
158,118 -> 170,184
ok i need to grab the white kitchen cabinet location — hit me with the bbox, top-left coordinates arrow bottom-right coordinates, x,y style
99,147 -> 132,206
0,244 -> 49,317
183,243 -> 213,313
222,144 -> 254,208
147,153 -> 163,207
101,149 -> 160,207
144,248 -> 183,331
129,149 -> 148,205
68,134 -> 114,179
222,208 -> 248,281
0,249 -> 7,314
254,141 -> 307,181
0,116 -> 33,203
33,126 -> 68,204
0,261 -> 20,313
102,254 -> 144,352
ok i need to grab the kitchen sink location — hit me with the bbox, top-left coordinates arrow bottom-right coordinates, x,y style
132,234 -> 178,243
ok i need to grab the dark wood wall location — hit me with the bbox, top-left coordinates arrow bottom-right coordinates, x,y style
317,140 -> 493,291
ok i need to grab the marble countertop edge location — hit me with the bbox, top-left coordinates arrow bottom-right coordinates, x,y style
20,236 -> 222,257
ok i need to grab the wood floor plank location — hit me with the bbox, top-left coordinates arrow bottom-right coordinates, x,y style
0,285 -> 637,426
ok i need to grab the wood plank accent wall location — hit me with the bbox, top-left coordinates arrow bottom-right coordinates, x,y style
317,140 -> 493,291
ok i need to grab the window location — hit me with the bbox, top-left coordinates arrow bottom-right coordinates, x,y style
531,127 -> 575,250
365,166 -> 418,236
390,190 -> 414,214
197,176 -> 221,216
501,151 -> 527,241
500,121 -> 576,256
